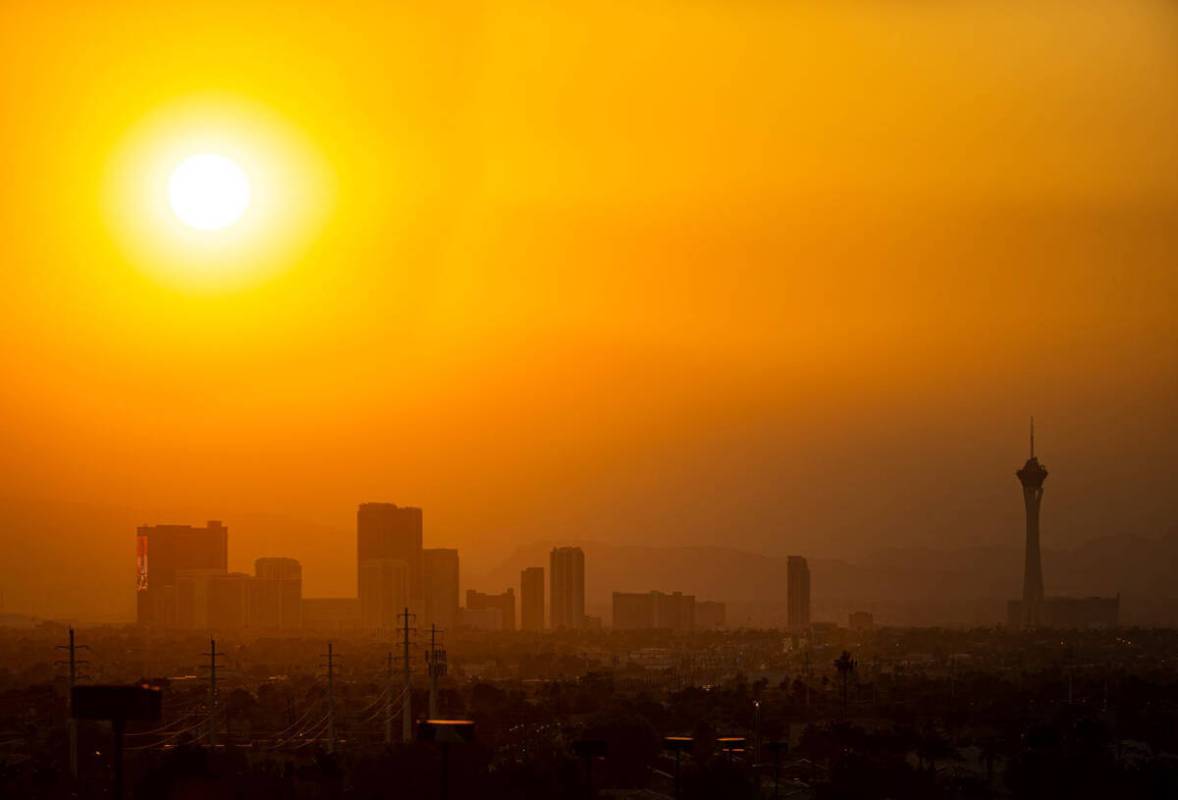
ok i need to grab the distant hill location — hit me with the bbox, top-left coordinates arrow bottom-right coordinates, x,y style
2,492 -> 1175,627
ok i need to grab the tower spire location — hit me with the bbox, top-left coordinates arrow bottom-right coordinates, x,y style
1016,421 -> 1048,627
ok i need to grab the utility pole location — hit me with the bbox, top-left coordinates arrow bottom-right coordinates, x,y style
427,624 -> 447,719
753,699 -> 762,766
55,626 -> 90,778
399,607 -> 415,743
384,651 -> 394,746
322,642 -> 336,753
200,639 -> 224,747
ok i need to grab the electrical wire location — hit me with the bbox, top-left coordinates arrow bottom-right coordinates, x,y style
125,711 -> 203,737
124,715 -> 212,751
264,714 -> 331,751
355,687 -> 406,726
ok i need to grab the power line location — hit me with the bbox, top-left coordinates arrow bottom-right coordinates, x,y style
198,639 -> 225,747
123,716 -> 210,751
384,651 -> 394,746
55,626 -> 90,778
320,642 -> 337,754
397,607 -> 416,744
264,713 -> 331,750
427,624 -> 447,720
350,684 -> 390,719
125,711 -> 203,738
360,687 -> 405,727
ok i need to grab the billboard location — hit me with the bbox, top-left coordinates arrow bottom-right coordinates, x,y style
72,684 -> 162,721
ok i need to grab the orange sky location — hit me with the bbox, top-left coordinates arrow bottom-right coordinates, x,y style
1,1 -> 1176,618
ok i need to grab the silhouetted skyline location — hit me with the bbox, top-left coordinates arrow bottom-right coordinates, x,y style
1,2 -> 1175,796
3,2 -> 1178,625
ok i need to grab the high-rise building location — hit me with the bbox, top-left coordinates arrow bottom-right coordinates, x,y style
460,606 -> 504,631
549,547 -> 585,629
255,557 -> 302,582
611,591 -> 695,631
612,592 -> 653,630
424,548 -> 460,632
208,573 -> 252,630
658,592 -> 695,631
359,558 -> 410,630
136,521 -> 229,626
1016,419 -> 1047,627
357,503 -> 423,628
466,589 -> 515,631
251,557 -> 303,629
302,597 -> 362,630
520,567 -> 545,631
174,569 -> 222,629
787,556 -> 811,631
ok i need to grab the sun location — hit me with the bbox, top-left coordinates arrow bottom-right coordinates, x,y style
167,153 -> 251,231
107,97 -> 335,290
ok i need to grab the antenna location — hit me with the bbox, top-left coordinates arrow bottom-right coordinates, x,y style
1030,416 -> 1035,459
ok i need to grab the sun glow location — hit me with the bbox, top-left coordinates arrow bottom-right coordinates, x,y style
106,96 -> 334,291
168,153 -> 251,231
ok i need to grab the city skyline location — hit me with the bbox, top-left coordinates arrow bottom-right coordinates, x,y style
109,429 -> 1133,632
2,411 -> 1171,622
2,2 -> 1174,795
3,2 -> 1177,628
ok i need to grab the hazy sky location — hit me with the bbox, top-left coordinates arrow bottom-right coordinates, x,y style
1,1 -> 1176,616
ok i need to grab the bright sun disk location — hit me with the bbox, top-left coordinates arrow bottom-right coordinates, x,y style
168,153 -> 251,231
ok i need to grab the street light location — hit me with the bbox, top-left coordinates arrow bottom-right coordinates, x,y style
573,738 -> 608,797
418,719 -> 475,800
766,740 -> 789,798
663,736 -> 694,799
753,699 -> 762,764
717,736 -> 747,763
72,684 -> 162,800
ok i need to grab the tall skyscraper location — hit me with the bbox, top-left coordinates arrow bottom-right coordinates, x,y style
520,567 -> 545,631
174,569 -> 222,629
252,557 -> 303,630
359,558 -> 410,630
787,555 -> 811,631
1016,419 -> 1048,627
136,521 -> 229,626
424,548 -> 460,632
466,588 -> 516,631
357,503 -> 423,628
208,573 -> 252,630
549,547 -> 585,630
